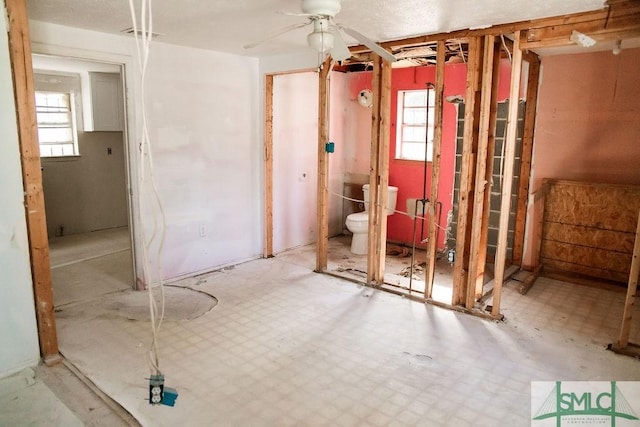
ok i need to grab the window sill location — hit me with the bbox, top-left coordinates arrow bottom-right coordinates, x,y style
394,158 -> 432,165
41,155 -> 82,162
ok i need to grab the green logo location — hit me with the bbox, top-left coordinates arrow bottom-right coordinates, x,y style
532,381 -> 639,426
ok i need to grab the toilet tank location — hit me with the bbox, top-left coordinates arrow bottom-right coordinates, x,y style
363,184 -> 398,215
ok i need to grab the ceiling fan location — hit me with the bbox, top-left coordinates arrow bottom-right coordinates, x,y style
244,0 -> 397,63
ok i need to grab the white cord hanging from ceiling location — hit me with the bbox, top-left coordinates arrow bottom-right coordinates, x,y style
127,0 -> 167,378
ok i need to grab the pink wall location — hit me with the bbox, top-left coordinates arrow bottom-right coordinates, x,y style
523,48 -> 640,267
346,60 -> 514,249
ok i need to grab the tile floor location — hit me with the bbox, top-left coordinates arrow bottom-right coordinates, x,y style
50,237 -> 640,426
50,227 -> 134,307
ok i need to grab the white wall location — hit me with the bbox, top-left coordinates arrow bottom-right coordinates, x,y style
272,72 -> 319,253
0,2 -> 41,378
328,72 -> 348,236
29,20 -> 261,283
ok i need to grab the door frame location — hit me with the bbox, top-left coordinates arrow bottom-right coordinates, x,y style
8,0 -> 139,361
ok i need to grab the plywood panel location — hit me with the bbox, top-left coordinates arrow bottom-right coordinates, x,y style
545,181 -> 640,232
542,222 -> 635,254
541,240 -> 631,274
540,180 -> 640,283
541,258 -> 629,283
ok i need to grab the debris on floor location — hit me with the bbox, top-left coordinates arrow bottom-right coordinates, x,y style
398,262 -> 426,279
386,244 -> 411,257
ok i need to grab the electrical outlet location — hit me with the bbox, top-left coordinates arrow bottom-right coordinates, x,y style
149,374 -> 164,405
199,223 -> 206,237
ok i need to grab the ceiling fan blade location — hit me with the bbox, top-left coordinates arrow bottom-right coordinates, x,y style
329,27 -> 351,61
244,21 -> 312,49
336,24 -> 396,62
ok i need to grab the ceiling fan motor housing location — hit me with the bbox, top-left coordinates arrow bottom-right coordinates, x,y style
301,0 -> 341,16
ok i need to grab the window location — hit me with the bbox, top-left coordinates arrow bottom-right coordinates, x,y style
35,91 -> 79,157
395,89 -> 435,161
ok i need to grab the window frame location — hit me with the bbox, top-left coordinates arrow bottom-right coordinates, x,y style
35,90 -> 80,158
395,89 -> 435,162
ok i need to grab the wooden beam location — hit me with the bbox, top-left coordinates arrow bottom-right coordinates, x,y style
348,2 -> 637,53
452,36 -> 483,306
617,210 -> 640,348
466,35 -> 496,309
499,36 -> 540,70
521,7 -> 640,50
512,57 -> 541,265
375,58 -> 392,284
315,58 -> 331,272
6,0 -> 60,364
492,31 -> 523,318
367,56 -> 382,284
475,40 -> 502,303
264,74 -> 274,258
425,40 -> 446,299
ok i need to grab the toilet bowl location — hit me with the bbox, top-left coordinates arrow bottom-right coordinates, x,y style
345,184 -> 398,255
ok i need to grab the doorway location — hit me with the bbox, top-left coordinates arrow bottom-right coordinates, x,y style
32,54 -> 135,308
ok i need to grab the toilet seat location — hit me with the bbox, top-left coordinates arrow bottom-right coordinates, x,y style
346,212 -> 368,222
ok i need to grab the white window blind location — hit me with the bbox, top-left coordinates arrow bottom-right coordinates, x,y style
35,91 -> 79,157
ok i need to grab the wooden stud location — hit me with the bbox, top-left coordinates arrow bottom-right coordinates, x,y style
264,74 -> 274,258
315,58 -> 331,272
617,210 -> 640,348
452,36 -> 483,306
475,40 -> 502,301
424,40 -> 446,299
466,35 -> 496,309
529,181 -> 549,270
367,56 -> 382,284
375,58 -> 392,283
6,0 -> 60,363
492,31 -> 523,317
512,57 -> 541,265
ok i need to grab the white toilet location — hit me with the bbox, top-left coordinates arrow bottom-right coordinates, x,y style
345,184 -> 398,254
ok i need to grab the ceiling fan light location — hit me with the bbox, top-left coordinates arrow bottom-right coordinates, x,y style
307,31 -> 334,53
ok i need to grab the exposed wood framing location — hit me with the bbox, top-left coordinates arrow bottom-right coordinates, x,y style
617,210 -> 640,348
452,36 -> 483,306
512,57 -> 541,265
374,58 -> 392,283
521,1 -> 640,49
315,58 -> 331,272
264,74 -> 274,258
492,31 -> 523,317
424,40 -> 446,299
6,0 -> 60,364
348,1 -> 638,53
367,56 -> 382,284
475,40 -> 502,301
466,35 -> 496,309
529,182 -> 550,270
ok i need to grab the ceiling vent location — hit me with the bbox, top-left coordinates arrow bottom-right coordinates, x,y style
120,27 -> 162,38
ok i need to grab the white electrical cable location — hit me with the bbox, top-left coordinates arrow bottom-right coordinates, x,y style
501,35 -> 512,64
128,0 -> 167,377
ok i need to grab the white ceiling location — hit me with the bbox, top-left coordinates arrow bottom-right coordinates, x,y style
28,0 -> 608,57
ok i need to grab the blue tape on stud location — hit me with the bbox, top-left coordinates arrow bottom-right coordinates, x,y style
325,142 -> 335,153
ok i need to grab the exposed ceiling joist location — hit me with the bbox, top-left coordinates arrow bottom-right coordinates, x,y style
348,1 -> 640,57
